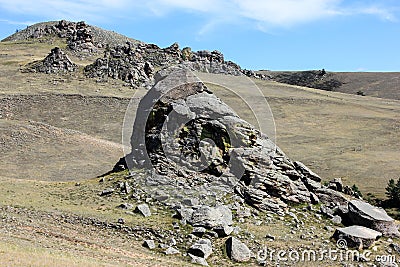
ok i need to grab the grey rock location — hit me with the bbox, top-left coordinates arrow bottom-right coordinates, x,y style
188,238 -> 213,259
348,200 -> 400,237
135,204 -> 151,217
316,188 -> 349,205
99,188 -> 114,196
182,198 -> 200,206
122,67 -> 322,215
188,253 -> 209,266
192,227 -> 207,237
189,205 -> 232,229
332,225 -> 382,249
294,161 -> 321,182
328,178 -> 343,192
225,237 -> 251,262
213,225 -> 233,237
164,247 -> 180,255
331,215 -> 342,225
143,239 -> 156,250
24,47 -> 77,74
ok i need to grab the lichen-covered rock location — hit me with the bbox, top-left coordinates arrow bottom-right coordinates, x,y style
120,67 -> 321,213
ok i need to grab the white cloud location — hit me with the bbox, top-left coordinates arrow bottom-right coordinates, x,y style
0,0 -> 397,30
233,0 -> 342,27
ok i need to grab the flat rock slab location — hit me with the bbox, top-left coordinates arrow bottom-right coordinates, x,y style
348,200 -> 400,237
333,225 -> 382,249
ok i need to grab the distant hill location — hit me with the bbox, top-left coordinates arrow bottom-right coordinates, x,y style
2,20 -> 142,47
259,70 -> 400,100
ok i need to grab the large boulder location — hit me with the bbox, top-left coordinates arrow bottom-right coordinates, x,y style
347,200 -> 400,237
122,67 -> 320,212
332,225 -> 382,249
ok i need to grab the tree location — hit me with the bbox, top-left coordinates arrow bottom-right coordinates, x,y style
386,178 -> 400,206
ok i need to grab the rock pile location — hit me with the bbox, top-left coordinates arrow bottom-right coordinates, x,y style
24,47 -> 77,74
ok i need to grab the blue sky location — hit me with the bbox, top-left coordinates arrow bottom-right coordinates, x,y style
0,0 -> 399,71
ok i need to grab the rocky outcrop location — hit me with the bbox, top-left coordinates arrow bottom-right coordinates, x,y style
29,20 -> 97,53
332,225 -> 382,249
121,67 -> 323,213
84,42 -> 154,88
24,47 -> 77,74
84,41 -> 270,88
347,200 -> 400,237
269,70 -> 343,91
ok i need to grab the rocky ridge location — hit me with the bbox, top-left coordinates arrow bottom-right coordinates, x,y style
3,20 -> 269,86
84,41 -> 268,88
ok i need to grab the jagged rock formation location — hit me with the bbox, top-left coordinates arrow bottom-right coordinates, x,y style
4,20 -> 269,87
268,70 -> 343,91
123,67 -> 320,213
84,41 -> 269,88
23,47 -> 77,74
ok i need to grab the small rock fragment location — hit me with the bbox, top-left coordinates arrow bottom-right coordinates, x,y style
135,204 -> 151,217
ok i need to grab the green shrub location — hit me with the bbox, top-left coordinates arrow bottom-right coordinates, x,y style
385,178 -> 400,206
